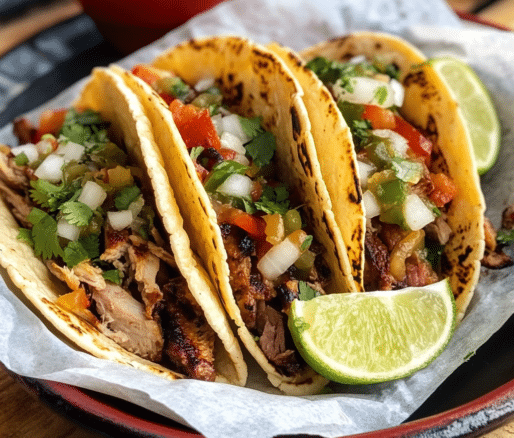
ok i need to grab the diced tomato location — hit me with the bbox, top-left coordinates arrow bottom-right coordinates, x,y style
362,105 -> 396,129
159,92 -> 175,105
193,161 -> 209,183
228,210 -> 266,240
218,148 -> 237,161
33,109 -> 68,142
393,115 -> 432,163
169,99 -> 221,150
56,288 -> 98,325
131,64 -> 163,86
256,240 -> 273,259
428,173 -> 458,207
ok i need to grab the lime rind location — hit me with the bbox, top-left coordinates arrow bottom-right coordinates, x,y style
429,57 -> 501,175
288,279 -> 456,385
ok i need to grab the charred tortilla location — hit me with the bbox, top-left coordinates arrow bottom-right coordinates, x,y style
280,32 -> 485,320
0,67 -> 247,385
111,36 -> 360,394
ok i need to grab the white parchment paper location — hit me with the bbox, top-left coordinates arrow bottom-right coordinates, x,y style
2,0 -> 514,437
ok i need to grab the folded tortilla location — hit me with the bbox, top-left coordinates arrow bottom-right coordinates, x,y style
272,32 -> 485,320
0,67 -> 247,385
110,36 -> 363,394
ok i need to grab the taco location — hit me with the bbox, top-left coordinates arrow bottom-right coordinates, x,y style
270,32 -> 485,320
0,67 -> 247,385
111,36 -> 360,394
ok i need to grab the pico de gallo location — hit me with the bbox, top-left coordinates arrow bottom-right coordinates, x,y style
132,64 -> 331,376
1,108 -> 220,381
306,56 -> 457,290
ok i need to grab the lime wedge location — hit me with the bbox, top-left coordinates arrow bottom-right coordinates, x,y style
288,279 -> 456,384
430,57 -> 501,175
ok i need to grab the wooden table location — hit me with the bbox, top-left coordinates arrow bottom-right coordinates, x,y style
1,0 -> 513,437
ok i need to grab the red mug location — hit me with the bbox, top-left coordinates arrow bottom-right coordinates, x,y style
78,0 -> 226,54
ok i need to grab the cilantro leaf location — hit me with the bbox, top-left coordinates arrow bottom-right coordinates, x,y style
238,116 -> 264,139
62,241 -> 90,268
78,233 -> 100,259
374,85 -> 389,105
300,235 -> 313,251
350,119 -> 372,150
102,269 -> 122,285
59,201 -> 93,226
203,161 -> 248,193
59,108 -> 109,147
115,186 -> 141,210
27,208 -> 63,259
29,179 -> 79,211
245,131 -> 276,167
14,152 -> 28,166
254,185 -> 290,215
298,281 -> 320,301
17,228 -> 33,246
497,229 -> 514,245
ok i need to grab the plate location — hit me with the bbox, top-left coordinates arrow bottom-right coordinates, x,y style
3,11 -> 514,438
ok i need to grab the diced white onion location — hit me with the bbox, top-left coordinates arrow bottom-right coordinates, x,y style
390,78 -> 405,107
257,238 -> 303,280
78,181 -> 107,210
211,113 -> 223,136
58,142 -> 85,162
11,144 -> 39,164
127,195 -> 145,219
194,77 -> 215,92
372,129 -> 409,157
348,55 -> 367,64
36,139 -> 54,155
57,218 -> 80,241
220,131 -> 246,155
232,153 -> 250,166
357,160 -> 375,189
362,190 -> 381,219
333,77 -> 396,108
404,194 -> 436,231
108,210 -> 133,231
217,173 -> 253,198
221,114 -> 251,143
34,154 -> 64,183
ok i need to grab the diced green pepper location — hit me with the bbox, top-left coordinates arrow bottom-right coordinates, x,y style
283,209 -> 302,235
364,135 -> 398,169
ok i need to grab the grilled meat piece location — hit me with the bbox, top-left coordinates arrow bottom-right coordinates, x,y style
404,253 -> 439,287
482,248 -> 514,269
365,228 -> 395,290
128,242 -> 163,318
276,280 -> 299,313
0,179 -> 32,227
161,278 -> 216,381
92,282 -> 164,362
258,306 -> 303,376
0,147 -> 31,191
502,205 -> 514,230
12,118 -> 36,145
101,226 -> 131,263
425,216 -> 452,245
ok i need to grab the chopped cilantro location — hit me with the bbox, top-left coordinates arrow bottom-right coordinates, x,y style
298,281 -> 320,301
17,228 -> 33,246
203,161 -> 248,193
62,241 -> 90,268
238,116 -> 264,139
190,146 -> 204,161
29,178 -> 80,211
59,108 -> 109,148
27,208 -> 63,259
59,201 -> 94,226
115,186 -> 141,210
351,119 -> 372,150
245,131 -> 276,167
102,269 -> 122,285
373,85 -> 389,105
300,235 -> 313,251
14,152 -> 28,166
79,233 -> 100,259
497,229 -> 514,245
254,185 -> 290,215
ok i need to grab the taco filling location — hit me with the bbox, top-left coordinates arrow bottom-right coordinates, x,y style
0,108 -> 218,381
306,57 -> 457,290
132,64 -> 331,376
